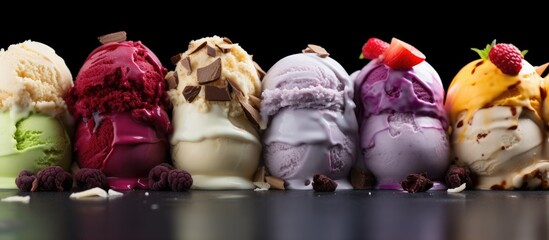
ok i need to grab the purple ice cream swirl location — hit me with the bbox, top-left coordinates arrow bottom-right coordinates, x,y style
261,53 -> 358,190
353,59 -> 450,190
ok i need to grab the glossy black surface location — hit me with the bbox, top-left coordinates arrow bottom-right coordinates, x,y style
1,190 -> 548,240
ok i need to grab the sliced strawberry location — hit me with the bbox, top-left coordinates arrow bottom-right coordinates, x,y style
382,38 -> 426,69
361,38 -> 389,60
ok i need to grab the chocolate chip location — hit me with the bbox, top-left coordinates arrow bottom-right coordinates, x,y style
215,43 -> 233,53
97,31 -> 127,44
197,58 -> 222,84
171,53 -> 182,65
205,86 -> 231,101
253,61 -> 266,79
183,86 -> 201,103
165,71 -> 179,90
207,44 -> 217,57
302,44 -> 330,58
180,57 -> 192,75
190,41 -> 207,54
223,37 -> 233,44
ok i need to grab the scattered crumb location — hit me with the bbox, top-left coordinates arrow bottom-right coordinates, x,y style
1,195 -> 30,204
70,187 -> 108,199
145,192 -> 150,196
447,183 -> 466,193
108,189 -> 123,197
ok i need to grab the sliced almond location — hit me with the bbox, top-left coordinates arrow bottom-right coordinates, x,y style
70,187 -> 108,199
98,31 -> 127,44
447,183 -> 466,193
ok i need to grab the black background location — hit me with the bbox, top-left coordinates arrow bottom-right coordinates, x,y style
1,5 -> 548,90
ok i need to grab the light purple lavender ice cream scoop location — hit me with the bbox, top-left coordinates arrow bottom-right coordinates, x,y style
261,51 -> 358,190
353,58 -> 450,190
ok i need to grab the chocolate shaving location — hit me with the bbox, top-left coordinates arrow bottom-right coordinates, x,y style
253,61 -> 266,79
265,176 -> 285,190
253,167 -> 266,183
223,37 -> 233,44
97,31 -> 127,44
197,58 -> 222,84
302,44 -> 330,58
183,86 -> 201,103
181,56 -> 192,75
165,71 -> 179,90
190,41 -> 207,54
215,43 -> 233,53
205,86 -> 231,101
238,94 -> 261,126
207,44 -> 217,57
171,53 -> 182,65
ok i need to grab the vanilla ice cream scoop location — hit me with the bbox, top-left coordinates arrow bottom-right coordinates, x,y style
168,36 -> 263,190
446,42 -> 548,190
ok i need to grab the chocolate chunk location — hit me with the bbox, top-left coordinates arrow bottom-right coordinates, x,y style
215,43 -> 233,53
205,86 -> 231,101
165,71 -> 179,90
171,53 -> 182,65
253,61 -> 266,79
238,94 -> 261,126
227,78 -> 242,93
223,37 -> 233,44
183,86 -> 201,103
265,176 -> 285,190
97,31 -> 127,44
197,58 -> 222,84
181,57 -> 192,75
248,94 -> 261,109
207,44 -> 217,57
312,174 -> 337,192
302,44 -> 330,58
190,41 -> 207,54
445,165 -> 476,189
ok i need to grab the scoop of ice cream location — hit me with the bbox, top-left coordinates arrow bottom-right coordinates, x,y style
169,36 -> 262,189
354,38 -> 450,190
0,40 -> 73,117
445,45 -> 547,189
66,39 -> 171,190
65,40 -> 169,130
261,51 -> 358,190
0,112 -> 71,188
354,59 -> 447,126
0,40 -> 72,189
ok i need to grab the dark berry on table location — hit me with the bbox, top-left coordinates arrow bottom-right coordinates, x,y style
74,168 -> 108,190
401,173 -> 433,193
32,166 -> 73,192
312,174 -> 337,192
167,169 -> 193,191
15,170 -> 35,192
445,165 -> 476,189
148,164 -> 172,191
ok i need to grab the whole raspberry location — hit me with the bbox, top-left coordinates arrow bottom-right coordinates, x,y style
489,43 -> 523,75
312,174 -> 337,192
32,166 -> 73,192
15,170 -> 36,192
445,165 -> 476,189
361,37 -> 390,60
401,173 -> 433,193
148,164 -> 172,191
74,168 -> 108,190
167,169 -> 193,191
